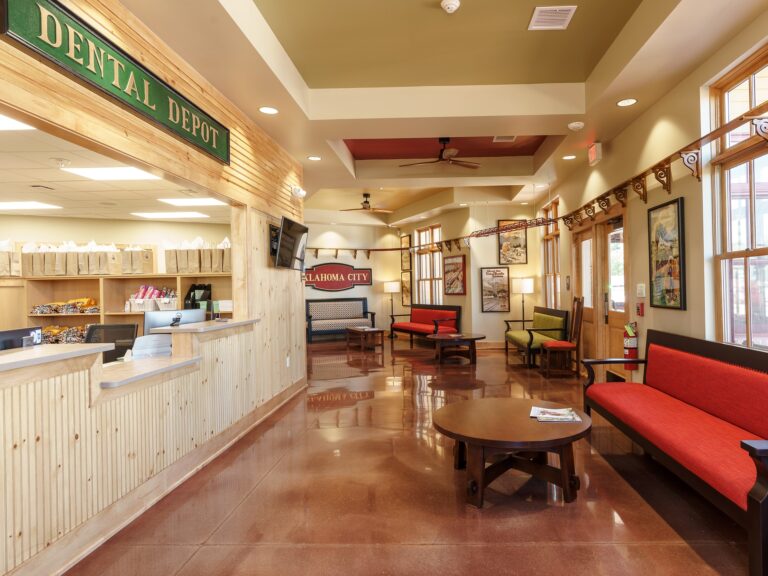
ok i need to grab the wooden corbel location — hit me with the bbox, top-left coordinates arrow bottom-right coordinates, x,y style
352,250 -> 358,259
334,249 -> 339,259
313,249 -> 319,258
752,118 -> 768,142
573,212 -> 583,226
454,240 -> 461,250
631,176 -> 647,203
584,204 -> 596,221
562,215 -> 574,230
653,162 -> 672,193
613,187 -> 627,207
597,196 -> 611,214
445,241 -> 452,252
680,150 -> 701,181
365,250 -> 371,259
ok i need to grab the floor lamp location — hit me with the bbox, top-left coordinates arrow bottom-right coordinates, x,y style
511,277 -> 535,327
383,281 -> 401,339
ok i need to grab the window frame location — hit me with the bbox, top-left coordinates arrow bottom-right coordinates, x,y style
413,224 -> 443,305
541,199 -> 560,309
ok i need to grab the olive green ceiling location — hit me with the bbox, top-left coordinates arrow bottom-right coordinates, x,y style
251,0 -> 642,88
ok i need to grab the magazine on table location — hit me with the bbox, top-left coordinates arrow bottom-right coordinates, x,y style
529,406 -> 582,422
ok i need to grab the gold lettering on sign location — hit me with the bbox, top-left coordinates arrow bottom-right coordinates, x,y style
106,54 -> 124,89
85,38 -> 105,75
123,70 -> 139,100
36,4 -> 62,48
142,79 -> 156,111
64,23 -> 84,65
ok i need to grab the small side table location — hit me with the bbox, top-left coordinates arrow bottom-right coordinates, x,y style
346,327 -> 385,351
426,333 -> 486,364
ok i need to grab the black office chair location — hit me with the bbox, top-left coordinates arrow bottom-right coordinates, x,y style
85,324 -> 138,363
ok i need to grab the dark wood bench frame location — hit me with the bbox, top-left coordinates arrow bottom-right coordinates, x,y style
305,297 -> 375,343
582,329 -> 768,576
504,306 -> 569,367
390,303 -> 462,347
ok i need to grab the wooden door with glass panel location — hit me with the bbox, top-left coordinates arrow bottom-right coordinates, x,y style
602,219 -> 629,378
574,231 -> 596,362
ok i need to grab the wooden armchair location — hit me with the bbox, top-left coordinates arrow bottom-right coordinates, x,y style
540,297 -> 584,377
504,306 -> 569,367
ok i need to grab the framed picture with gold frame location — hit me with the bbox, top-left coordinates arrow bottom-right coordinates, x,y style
400,234 -> 412,271
443,254 -> 466,295
498,220 -> 527,265
401,271 -> 412,307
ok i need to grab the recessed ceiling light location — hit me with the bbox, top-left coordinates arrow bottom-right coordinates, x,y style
617,98 -> 637,107
307,155 -> 321,162
158,198 -> 227,207
0,114 -> 34,131
131,212 -> 209,219
258,106 -> 279,115
63,167 -> 161,180
459,203 -> 468,207
0,201 -> 61,210
521,202 -> 529,205
562,155 -> 576,160
330,222 -> 337,226
535,184 -> 548,190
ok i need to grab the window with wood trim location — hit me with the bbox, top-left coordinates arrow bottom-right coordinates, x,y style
542,199 -> 560,308
712,45 -> 768,350
414,225 -> 443,305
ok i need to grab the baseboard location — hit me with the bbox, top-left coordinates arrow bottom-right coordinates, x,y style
10,378 -> 307,576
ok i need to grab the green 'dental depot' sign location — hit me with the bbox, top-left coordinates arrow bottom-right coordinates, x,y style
2,0 -> 230,163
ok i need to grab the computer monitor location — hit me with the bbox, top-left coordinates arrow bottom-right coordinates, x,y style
143,309 -> 205,334
0,326 -> 42,351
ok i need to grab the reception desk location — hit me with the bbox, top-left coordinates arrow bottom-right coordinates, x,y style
0,318 -> 304,576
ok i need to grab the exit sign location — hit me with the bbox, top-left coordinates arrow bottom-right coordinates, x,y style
588,142 -> 602,166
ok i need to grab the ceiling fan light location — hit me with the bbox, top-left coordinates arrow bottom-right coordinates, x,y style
441,0 -> 460,13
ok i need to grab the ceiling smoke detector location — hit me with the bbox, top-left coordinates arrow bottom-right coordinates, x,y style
441,0 -> 460,14
567,121 -> 585,132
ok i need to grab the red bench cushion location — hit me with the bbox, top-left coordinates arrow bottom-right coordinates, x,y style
391,321 -> 457,335
410,308 -> 457,330
587,382 -> 760,510
645,344 -> 768,438
542,340 -> 575,350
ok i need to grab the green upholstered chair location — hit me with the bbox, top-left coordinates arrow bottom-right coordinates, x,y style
504,306 -> 569,367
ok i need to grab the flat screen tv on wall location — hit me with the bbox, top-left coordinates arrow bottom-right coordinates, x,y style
274,216 -> 308,270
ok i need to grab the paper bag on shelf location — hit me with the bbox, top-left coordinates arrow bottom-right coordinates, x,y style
186,249 -> 200,273
141,250 -> 154,274
200,248 -> 212,273
33,253 -> 45,276
10,252 -> 20,276
98,252 -> 109,275
0,252 -> 10,276
222,248 -> 231,273
21,253 -> 33,277
78,252 -> 89,275
66,252 -> 78,276
165,250 -> 178,274
43,252 -> 55,275
88,252 -> 99,275
121,251 -> 132,274
107,252 -> 121,275
211,249 -> 223,272
176,249 -> 189,273
54,252 -> 67,276
130,250 -> 143,274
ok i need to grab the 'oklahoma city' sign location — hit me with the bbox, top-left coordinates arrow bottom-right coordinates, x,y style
2,0 -> 230,163
304,263 -> 372,291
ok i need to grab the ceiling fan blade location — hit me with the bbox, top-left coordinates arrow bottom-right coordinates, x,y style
448,159 -> 481,169
371,208 -> 394,214
340,207 -> 365,212
399,159 -> 442,167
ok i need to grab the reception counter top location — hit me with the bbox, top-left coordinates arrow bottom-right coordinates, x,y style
100,356 -> 201,389
0,342 -> 113,373
149,318 -> 259,334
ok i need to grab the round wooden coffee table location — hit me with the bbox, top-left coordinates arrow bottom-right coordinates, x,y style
426,333 -> 485,364
433,398 -> 591,507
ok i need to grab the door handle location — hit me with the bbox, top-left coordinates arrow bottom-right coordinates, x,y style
603,292 -> 609,324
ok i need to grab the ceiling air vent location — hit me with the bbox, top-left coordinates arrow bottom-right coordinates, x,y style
492,136 -> 517,143
528,6 -> 577,30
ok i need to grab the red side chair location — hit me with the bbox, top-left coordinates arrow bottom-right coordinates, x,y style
541,297 -> 584,377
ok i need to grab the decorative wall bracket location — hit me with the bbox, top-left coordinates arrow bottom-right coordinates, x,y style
573,211 -> 583,226
653,162 -> 672,193
365,251 -> 371,259
680,150 -> 701,181
312,248 -> 319,258
613,187 -> 627,207
584,204 -> 597,221
597,196 -> 611,214
454,240 -> 462,250
562,215 -> 574,230
631,176 -> 647,203
445,241 -> 452,252
352,250 -> 358,259
753,118 -> 768,142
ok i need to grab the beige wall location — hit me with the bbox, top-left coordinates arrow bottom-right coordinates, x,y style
552,8 -> 768,342
0,214 -> 230,245
304,223 -> 401,326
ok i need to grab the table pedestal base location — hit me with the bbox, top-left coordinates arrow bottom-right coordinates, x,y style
453,440 -> 580,507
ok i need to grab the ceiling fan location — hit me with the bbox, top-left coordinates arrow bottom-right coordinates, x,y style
341,192 -> 393,214
399,137 -> 480,169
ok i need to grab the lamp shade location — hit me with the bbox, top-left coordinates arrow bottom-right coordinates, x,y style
383,281 -> 401,294
511,277 -> 535,295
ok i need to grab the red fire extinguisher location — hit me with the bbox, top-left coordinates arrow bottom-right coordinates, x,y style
624,322 -> 639,371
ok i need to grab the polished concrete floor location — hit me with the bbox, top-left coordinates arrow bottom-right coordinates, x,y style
66,340 -> 748,575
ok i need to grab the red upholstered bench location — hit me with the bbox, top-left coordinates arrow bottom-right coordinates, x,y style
390,304 -> 461,347
583,330 -> 768,576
